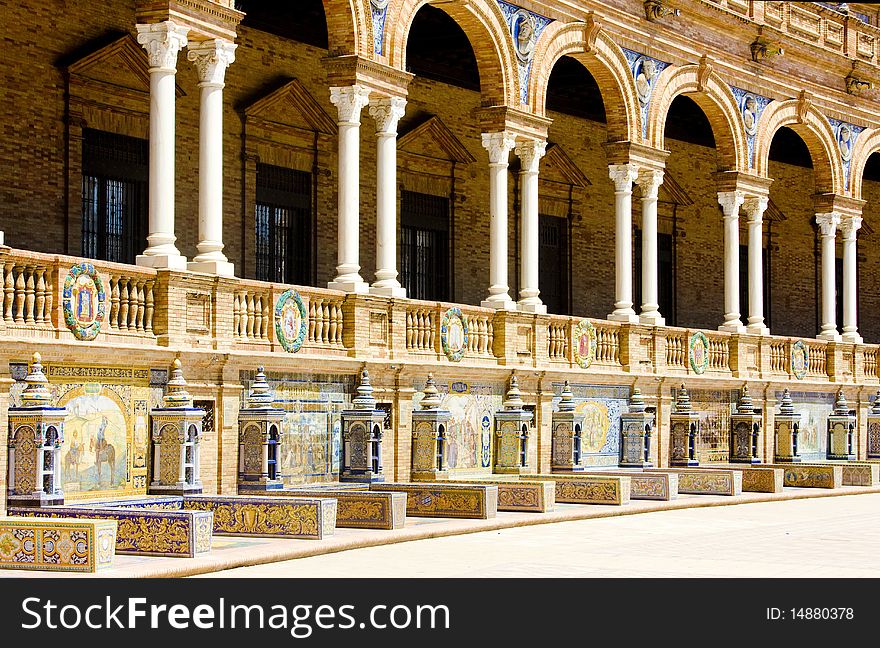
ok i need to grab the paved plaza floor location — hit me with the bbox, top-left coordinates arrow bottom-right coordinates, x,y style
196,493 -> 880,578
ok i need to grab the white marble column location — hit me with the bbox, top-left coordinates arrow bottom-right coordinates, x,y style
743,195 -> 769,335
328,85 -> 371,293
607,164 -> 639,323
480,132 -> 517,311
637,169 -> 664,326
136,21 -> 190,271
368,96 -> 407,298
515,139 -> 547,314
816,212 -> 841,341
718,191 -> 746,333
841,215 -> 862,343
187,39 -> 237,276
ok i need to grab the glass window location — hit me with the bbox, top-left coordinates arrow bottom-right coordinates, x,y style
255,163 -> 312,285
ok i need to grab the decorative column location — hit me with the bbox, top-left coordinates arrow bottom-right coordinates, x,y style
840,216 -> 862,343
328,85 -> 371,293
718,191 -> 746,332
136,21 -> 190,271
619,387 -> 655,468
493,374 -> 533,474
480,132 -> 517,311
773,388 -> 801,463
340,370 -> 386,483
816,212 -> 841,341
729,386 -> 762,463
187,39 -> 237,276
669,385 -> 700,466
743,196 -> 769,335
411,374 -> 452,481
637,169 -> 665,326
369,96 -> 407,298
238,367 -> 286,492
551,381 -> 585,472
826,389 -> 855,460
607,164 -> 639,322
515,139 -> 547,314
867,390 -> 880,459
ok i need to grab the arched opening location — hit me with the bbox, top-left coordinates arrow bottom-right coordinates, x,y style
185,424 -> 198,485
519,423 -> 529,467
660,95 -> 716,329
267,424 -> 279,481
857,152 -> 880,342
644,422 -> 652,463
437,424 -> 446,471
398,5 -> 482,303
572,422 -> 582,465
238,0 -> 328,50
43,426 -> 58,495
767,126 -> 821,338
370,423 -> 382,474
539,56 -> 608,316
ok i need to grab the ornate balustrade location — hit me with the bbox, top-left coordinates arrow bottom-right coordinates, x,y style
0,245 -> 876,385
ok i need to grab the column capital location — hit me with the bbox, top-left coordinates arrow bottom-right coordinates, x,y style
743,195 -> 769,224
514,139 -> 547,175
717,190 -> 745,218
368,96 -> 407,136
482,131 -> 517,166
330,85 -> 371,126
816,212 -> 841,237
136,21 -> 190,72
840,215 -> 862,242
608,163 -> 638,192
187,39 -> 236,87
636,168 -> 664,199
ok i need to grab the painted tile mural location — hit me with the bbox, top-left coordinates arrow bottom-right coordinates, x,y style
671,387 -> 738,463
775,390 -> 834,461
413,381 -> 503,473
552,384 -> 628,467
9,363 -> 159,500
239,371 -> 353,485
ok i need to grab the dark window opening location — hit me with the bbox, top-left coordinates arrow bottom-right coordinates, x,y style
519,425 -> 528,467
267,427 -> 279,481
664,95 -> 715,148
400,190 -> 450,301
81,129 -> 148,265
238,0 -> 328,49
545,56 -> 607,123
539,215 -> 569,315
255,163 -> 312,285
634,230 -> 675,326
370,426 -> 381,474
769,126 -> 814,169
406,5 -> 480,91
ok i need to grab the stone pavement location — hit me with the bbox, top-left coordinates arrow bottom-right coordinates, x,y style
3,487 -> 878,578
196,493 -> 880,578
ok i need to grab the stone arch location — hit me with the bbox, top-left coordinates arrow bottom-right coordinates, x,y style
647,64 -> 748,172
528,20 -> 639,142
385,0 -> 516,107
321,0 -> 371,57
753,99 -> 843,195
848,127 -> 880,198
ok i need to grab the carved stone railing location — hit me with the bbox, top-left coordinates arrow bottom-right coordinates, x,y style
548,319 -> 568,361
864,348 -> 877,379
705,333 -> 731,372
232,282 -> 271,343
665,331 -> 688,369
306,291 -> 345,348
769,340 -> 789,375
405,305 -> 436,353
594,322 -> 621,365
462,308 -> 494,357
806,341 -> 828,377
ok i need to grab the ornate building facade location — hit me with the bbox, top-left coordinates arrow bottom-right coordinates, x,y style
3,0 -> 880,509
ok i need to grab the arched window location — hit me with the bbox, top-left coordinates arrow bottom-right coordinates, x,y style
43,426 -> 58,495
184,425 -> 198,485
519,424 -> 529,467
572,423 -> 582,465
370,424 -> 382,474
437,425 -> 446,471
267,425 -> 279,481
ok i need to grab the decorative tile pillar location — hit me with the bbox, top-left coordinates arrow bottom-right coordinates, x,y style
774,388 -> 801,463
411,374 -> 451,481
340,370 -> 386,483
494,375 -> 533,474
238,367 -> 286,492
867,391 -> 880,459
620,387 -> 655,468
135,21 -> 190,271
551,381 -> 585,472
187,39 -> 237,276
7,353 -> 66,507
149,359 -> 204,495
729,385 -> 762,463
669,385 -> 699,466
826,389 -> 856,461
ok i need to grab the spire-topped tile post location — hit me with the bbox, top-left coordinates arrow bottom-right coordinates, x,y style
149,358 -> 205,495
669,384 -> 700,466
826,389 -> 855,461
340,369 -> 386,483
7,352 -> 67,507
551,381 -> 587,472
238,367 -> 286,492
411,374 -> 452,481
730,385 -> 762,463
620,387 -> 655,468
774,388 -> 801,463
494,373 -> 533,474
867,390 -> 880,458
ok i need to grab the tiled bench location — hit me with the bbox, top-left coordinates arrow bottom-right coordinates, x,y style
10,506 -> 213,557
799,462 -> 879,487
370,483 -> 498,519
522,474 -> 631,505
448,479 -> 555,513
581,470 -> 678,501
646,468 -> 743,496
716,465 -> 785,493
763,463 -> 843,489
272,489 -> 407,530
0,516 -> 116,572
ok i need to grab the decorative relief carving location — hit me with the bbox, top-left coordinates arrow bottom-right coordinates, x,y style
136,21 -> 190,72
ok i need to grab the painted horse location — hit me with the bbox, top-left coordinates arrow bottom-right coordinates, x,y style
90,437 -> 115,485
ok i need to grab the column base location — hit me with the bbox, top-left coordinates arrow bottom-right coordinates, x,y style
841,331 -> 863,344
136,253 -> 188,271
481,296 -> 518,311
607,310 -> 640,324
518,301 -> 547,315
639,312 -> 665,327
328,279 -> 370,294
746,323 -> 770,336
369,284 -> 407,299
817,329 -> 841,342
187,259 -> 235,277
719,321 -> 746,334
